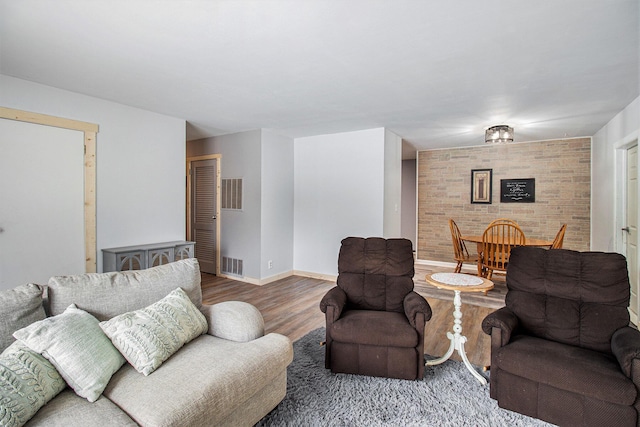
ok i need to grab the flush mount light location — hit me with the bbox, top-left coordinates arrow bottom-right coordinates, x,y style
485,125 -> 514,144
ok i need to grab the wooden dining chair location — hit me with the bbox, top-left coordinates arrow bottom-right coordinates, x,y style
448,219 -> 481,276
550,224 -> 567,249
481,222 -> 526,279
488,218 -> 520,226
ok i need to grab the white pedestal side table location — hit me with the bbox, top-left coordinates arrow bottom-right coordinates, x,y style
424,272 -> 494,385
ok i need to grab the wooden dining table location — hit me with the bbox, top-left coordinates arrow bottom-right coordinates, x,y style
461,235 -> 554,276
462,235 -> 553,248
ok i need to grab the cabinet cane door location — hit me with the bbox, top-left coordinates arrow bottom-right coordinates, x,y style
189,158 -> 219,274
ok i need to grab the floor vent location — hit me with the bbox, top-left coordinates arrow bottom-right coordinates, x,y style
222,257 -> 243,276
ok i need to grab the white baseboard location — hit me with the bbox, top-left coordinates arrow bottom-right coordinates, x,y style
630,309 -> 638,327
258,270 -> 294,285
415,259 -> 478,274
218,270 -> 295,286
218,259 -> 475,287
217,273 -> 260,285
293,270 -> 337,282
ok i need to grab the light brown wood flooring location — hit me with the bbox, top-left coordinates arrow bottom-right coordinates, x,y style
201,265 -> 506,369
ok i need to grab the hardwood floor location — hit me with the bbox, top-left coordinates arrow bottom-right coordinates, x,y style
201,265 -> 506,369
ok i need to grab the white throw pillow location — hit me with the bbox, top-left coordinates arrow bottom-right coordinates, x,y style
100,287 -> 208,376
0,341 -> 66,427
13,305 -> 125,402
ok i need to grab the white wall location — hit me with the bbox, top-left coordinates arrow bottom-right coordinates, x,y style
1,75 -> 186,273
592,96 -> 639,251
261,129 -> 294,279
383,129 -> 402,237
401,159 -> 417,248
0,121 -> 84,289
293,128 -> 386,276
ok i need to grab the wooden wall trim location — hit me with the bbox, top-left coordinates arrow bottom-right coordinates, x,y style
0,106 -> 99,133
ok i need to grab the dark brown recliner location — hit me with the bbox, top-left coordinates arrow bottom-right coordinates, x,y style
482,246 -> 640,426
319,237 -> 432,380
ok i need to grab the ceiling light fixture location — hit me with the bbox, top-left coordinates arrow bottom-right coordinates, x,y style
485,125 -> 514,144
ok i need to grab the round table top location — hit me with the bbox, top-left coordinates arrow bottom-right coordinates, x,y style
461,235 -> 553,247
425,272 -> 494,292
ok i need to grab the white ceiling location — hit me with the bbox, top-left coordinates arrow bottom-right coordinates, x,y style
1,1 -> 638,158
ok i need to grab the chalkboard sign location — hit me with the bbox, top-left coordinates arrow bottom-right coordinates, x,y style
500,179 -> 535,203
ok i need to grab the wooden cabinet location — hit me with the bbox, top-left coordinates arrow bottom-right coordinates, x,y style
102,241 -> 195,272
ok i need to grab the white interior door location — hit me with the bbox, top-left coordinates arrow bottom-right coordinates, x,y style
0,119 -> 85,290
625,144 -> 638,323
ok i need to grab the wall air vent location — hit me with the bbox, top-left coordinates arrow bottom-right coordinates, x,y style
222,256 -> 243,276
221,178 -> 243,210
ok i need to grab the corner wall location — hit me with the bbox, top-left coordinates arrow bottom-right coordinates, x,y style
401,159 -> 417,248
293,128 -> 386,276
187,130 -> 263,281
383,129 -> 402,238
591,96 -> 639,251
261,130 -> 295,279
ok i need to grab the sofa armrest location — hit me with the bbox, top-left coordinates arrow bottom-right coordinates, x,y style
611,326 -> 640,378
481,306 -> 519,347
403,291 -> 432,328
319,287 -> 347,323
200,301 -> 265,342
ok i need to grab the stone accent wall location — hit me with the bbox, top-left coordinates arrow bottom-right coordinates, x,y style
417,138 -> 591,263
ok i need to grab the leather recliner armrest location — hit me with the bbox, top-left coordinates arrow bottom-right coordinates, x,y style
319,287 -> 347,323
481,306 -> 519,347
611,326 -> 640,379
403,291 -> 432,328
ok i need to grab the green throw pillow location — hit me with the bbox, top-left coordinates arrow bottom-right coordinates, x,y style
0,341 -> 66,427
0,283 -> 46,353
100,287 -> 208,376
13,305 -> 125,403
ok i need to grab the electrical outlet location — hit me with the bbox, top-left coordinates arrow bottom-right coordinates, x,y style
268,260 -> 273,269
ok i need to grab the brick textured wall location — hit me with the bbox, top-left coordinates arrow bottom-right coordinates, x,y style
417,138 -> 591,262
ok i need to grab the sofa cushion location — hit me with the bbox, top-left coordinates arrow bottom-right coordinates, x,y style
47,258 -> 202,320
0,341 -> 66,427
13,305 -> 125,402
330,310 -> 419,348
25,390 -> 138,427
103,333 -> 293,427
100,288 -> 208,376
0,283 -> 46,353
496,335 -> 636,406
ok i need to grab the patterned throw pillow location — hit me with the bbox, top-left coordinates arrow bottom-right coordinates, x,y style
13,305 -> 125,403
0,341 -> 66,427
100,287 -> 208,376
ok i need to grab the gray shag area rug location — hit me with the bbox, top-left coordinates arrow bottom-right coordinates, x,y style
257,328 -> 554,427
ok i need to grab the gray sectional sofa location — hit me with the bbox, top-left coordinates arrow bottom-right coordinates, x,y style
0,258 -> 293,427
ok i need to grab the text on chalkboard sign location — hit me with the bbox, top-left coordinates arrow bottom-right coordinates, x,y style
500,178 -> 535,203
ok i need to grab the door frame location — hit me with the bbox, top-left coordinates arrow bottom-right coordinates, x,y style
0,106 -> 99,273
186,154 -> 221,275
615,132 -> 639,325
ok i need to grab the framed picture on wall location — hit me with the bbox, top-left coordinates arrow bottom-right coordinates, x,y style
471,169 -> 492,204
